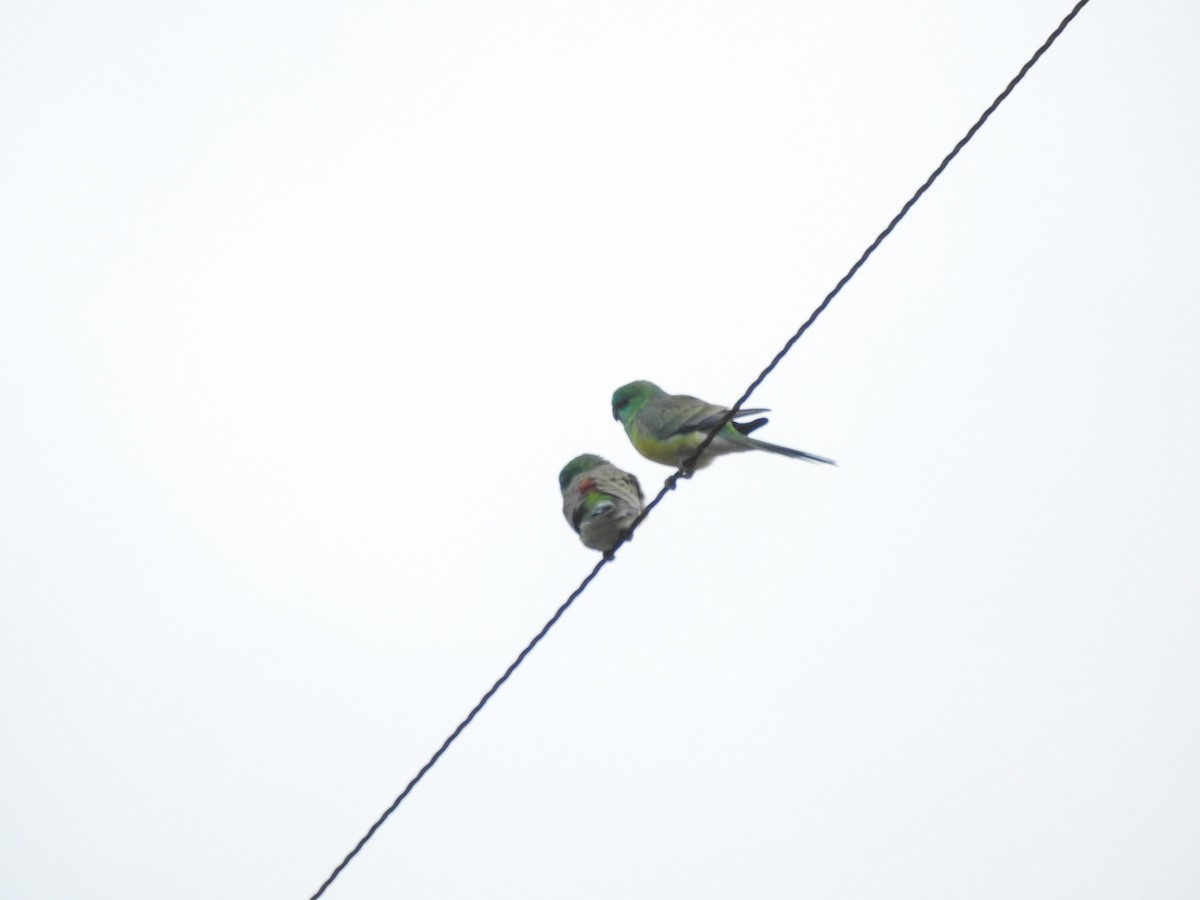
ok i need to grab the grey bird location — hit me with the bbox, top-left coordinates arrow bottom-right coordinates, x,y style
558,454 -> 644,553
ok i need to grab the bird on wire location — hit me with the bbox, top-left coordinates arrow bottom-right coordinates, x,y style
611,380 -> 835,471
558,453 -> 645,554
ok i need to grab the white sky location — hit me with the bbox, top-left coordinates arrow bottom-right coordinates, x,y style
3,1 -> 1199,897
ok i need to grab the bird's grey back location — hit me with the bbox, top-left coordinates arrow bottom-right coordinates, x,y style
637,393 -> 725,438
590,463 -> 644,505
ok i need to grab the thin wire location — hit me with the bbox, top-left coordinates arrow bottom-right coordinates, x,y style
308,2 -> 1090,895
682,0 -> 1092,470
308,557 -> 609,899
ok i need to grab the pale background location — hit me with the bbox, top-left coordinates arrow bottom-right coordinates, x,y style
3,1 -> 1199,898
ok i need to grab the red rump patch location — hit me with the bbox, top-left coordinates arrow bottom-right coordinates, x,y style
577,477 -> 597,494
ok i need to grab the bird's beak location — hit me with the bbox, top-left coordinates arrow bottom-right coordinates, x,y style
611,407 -> 619,421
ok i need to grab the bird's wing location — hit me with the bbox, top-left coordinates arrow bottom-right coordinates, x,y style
647,395 -> 770,437
591,464 -> 644,508
635,395 -> 716,438
683,407 -> 772,435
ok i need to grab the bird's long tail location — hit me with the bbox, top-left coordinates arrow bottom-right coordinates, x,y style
746,437 -> 836,466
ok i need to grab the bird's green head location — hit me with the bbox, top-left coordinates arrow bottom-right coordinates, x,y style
611,380 -> 664,426
558,453 -> 608,493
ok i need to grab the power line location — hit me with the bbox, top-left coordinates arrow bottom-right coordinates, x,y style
307,557 -> 609,900
307,2 -> 1091,896
682,0 -> 1093,470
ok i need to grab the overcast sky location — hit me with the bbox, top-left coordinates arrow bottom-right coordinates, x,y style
4,1 -> 1200,898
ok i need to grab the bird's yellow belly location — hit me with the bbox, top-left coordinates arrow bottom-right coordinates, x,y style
631,427 -> 711,468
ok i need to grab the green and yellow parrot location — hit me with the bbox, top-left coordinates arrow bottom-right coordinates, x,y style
558,454 -> 645,553
611,380 -> 835,470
